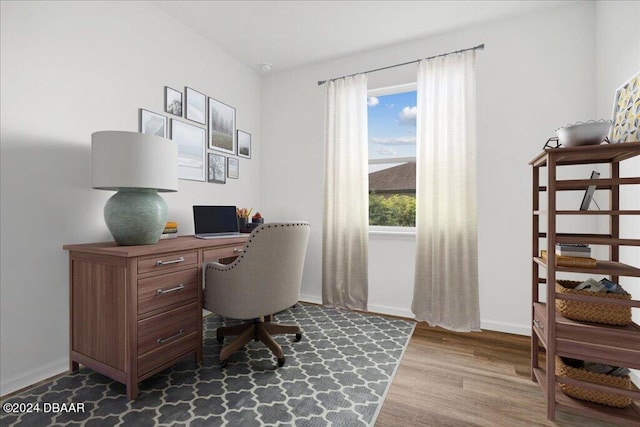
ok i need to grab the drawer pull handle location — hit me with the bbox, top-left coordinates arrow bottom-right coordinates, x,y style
533,319 -> 544,330
233,248 -> 244,253
156,284 -> 185,295
157,329 -> 185,344
156,256 -> 185,266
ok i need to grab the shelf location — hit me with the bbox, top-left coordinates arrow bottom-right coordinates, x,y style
533,368 -> 640,425
531,142 -> 639,424
557,293 -> 640,308
539,233 -> 640,247
533,257 -> 640,277
558,177 -> 640,190
539,177 -> 640,191
532,303 -> 640,369
534,210 -> 640,215
529,142 -> 640,167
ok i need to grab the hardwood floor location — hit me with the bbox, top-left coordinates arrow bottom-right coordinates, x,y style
376,323 -> 616,426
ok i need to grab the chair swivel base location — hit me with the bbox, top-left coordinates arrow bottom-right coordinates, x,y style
216,320 -> 302,367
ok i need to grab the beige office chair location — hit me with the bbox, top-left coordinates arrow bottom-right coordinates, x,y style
204,222 -> 310,367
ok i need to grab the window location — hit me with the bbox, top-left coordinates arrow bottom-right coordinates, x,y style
367,85 -> 417,228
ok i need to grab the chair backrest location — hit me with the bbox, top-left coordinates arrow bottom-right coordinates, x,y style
204,222 -> 310,319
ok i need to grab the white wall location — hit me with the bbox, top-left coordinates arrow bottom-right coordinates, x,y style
595,1 -> 640,322
0,1 -> 262,395
261,2 -> 598,334
595,0 -> 640,383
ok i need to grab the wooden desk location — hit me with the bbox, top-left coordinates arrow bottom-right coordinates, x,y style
63,235 -> 248,399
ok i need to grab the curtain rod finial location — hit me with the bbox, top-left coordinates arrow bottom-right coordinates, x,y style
317,80 -> 326,86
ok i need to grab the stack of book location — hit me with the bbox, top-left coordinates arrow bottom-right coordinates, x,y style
159,221 -> 178,239
541,245 -> 596,268
556,243 -> 591,258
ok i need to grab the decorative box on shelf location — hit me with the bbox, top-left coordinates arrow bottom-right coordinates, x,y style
540,250 -> 596,268
555,280 -> 632,326
555,356 -> 632,408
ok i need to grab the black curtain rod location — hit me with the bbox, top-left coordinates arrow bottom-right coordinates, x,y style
317,43 -> 485,86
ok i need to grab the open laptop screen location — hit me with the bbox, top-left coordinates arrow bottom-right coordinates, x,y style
193,205 -> 239,235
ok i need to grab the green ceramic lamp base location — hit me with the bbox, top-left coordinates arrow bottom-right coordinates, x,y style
104,188 -> 168,246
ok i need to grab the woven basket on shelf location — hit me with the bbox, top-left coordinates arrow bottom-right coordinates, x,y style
555,356 -> 632,408
555,280 -> 631,326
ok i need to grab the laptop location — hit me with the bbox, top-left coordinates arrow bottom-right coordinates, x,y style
193,205 -> 241,239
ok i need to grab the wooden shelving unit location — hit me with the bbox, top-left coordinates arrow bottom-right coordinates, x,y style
529,142 -> 640,425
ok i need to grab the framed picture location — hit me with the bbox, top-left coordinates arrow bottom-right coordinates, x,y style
610,71 -> 640,143
171,119 -> 206,181
139,109 -> 167,137
227,157 -> 239,179
579,171 -> 600,211
185,87 -> 206,125
237,130 -> 251,159
208,97 -> 236,154
164,86 -> 182,117
208,152 -> 226,184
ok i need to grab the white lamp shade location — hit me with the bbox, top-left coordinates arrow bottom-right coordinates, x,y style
92,131 -> 178,192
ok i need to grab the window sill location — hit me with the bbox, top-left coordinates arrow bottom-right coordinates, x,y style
369,227 -> 416,240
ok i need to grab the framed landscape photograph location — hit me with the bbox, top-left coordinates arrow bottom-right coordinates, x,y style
171,119 -> 206,181
208,152 -> 226,184
139,109 -> 167,137
164,86 -> 182,116
208,97 -> 236,154
185,87 -> 206,125
237,130 -> 251,158
227,157 -> 239,179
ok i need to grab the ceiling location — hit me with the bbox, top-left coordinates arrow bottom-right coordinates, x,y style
154,1 -> 575,72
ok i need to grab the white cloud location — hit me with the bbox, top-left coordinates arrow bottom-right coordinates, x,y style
376,147 -> 397,156
370,136 -> 416,145
398,106 -> 417,126
367,96 -> 379,107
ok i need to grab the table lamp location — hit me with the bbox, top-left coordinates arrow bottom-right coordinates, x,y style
91,131 -> 178,245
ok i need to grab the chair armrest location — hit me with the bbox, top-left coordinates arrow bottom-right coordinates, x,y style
202,261 -> 232,289
203,261 -> 227,270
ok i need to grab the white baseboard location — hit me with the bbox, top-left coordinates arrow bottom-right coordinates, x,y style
304,296 -> 531,337
1,358 -> 68,397
299,293 -> 322,305
366,303 -> 414,319
300,298 -> 415,319
480,320 -> 530,336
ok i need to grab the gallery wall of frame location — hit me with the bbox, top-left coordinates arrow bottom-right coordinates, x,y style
137,85 -> 252,184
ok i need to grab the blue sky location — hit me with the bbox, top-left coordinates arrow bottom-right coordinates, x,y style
367,90 -> 417,159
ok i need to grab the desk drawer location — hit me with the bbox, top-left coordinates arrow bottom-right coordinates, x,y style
137,331 -> 197,378
137,303 -> 198,356
137,250 -> 198,275
203,246 -> 244,262
138,268 -> 198,315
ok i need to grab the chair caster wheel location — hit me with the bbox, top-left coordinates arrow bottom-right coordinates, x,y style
277,357 -> 285,367
220,359 -> 228,368
217,336 -> 224,343
295,333 -> 302,342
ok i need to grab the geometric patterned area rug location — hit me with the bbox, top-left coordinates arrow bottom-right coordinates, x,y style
1,303 -> 415,427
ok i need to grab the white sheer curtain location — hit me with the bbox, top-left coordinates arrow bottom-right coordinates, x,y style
412,51 -> 480,331
322,74 -> 369,311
